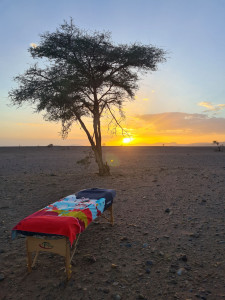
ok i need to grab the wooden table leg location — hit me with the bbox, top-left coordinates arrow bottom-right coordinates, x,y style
31,251 -> 39,268
109,205 -> 114,225
65,241 -> 72,280
26,237 -> 32,273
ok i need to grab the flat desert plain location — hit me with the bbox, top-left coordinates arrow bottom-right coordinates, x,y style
0,146 -> 225,300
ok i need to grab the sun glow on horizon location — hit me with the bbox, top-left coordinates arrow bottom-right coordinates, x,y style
122,137 -> 134,144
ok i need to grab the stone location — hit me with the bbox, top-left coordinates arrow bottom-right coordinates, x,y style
0,273 -> 5,281
179,254 -> 188,262
120,236 -> 128,241
146,260 -> 153,266
163,235 -> 170,239
177,268 -> 185,276
169,279 -> 177,285
112,294 -> 121,300
137,294 -> 146,300
103,288 -> 110,294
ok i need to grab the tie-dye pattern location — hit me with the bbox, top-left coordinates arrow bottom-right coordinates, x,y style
12,195 -> 106,245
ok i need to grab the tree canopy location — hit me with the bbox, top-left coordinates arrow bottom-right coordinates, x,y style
9,20 -> 166,175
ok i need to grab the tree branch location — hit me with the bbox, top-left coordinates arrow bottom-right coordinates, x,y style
106,104 -> 130,137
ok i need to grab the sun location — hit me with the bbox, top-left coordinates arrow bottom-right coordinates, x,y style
122,137 -> 134,144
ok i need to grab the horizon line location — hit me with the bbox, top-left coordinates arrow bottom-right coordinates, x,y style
0,144 -> 220,148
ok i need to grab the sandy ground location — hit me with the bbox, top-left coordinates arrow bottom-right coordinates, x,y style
0,146 -> 225,300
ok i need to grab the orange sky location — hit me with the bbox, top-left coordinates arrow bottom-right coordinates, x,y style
102,111 -> 225,146
1,102 -> 225,146
1,1 -> 225,146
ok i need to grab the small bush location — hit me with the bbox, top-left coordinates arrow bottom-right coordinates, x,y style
47,144 -> 53,148
77,156 -> 91,166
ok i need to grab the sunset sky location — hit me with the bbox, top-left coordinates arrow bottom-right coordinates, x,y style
1,0 -> 225,146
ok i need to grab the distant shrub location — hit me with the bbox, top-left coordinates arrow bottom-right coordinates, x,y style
77,156 -> 91,165
77,150 -> 94,166
213,141 -> 223,152
47,144 -> 53,148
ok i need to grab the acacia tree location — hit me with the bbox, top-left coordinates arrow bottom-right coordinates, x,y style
9,20 -> 166,175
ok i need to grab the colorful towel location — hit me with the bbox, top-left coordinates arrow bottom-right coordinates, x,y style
12,195 -> 106,245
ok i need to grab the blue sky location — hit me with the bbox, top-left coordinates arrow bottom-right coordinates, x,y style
1,0 -> 225,146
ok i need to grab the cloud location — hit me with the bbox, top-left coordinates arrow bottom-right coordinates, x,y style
30,43 -> 37,48
133,112 -> 225,134
198,101 -> 225,112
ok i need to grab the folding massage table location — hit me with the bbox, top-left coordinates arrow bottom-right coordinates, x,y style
12,188 -> 116,280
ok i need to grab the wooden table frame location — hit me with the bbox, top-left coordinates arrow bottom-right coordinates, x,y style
25,205 -> 114,280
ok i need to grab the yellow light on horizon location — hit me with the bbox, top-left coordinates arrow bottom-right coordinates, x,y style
122,137 -> 134,144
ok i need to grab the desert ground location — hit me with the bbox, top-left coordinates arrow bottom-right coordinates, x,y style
0,146 -> 225,300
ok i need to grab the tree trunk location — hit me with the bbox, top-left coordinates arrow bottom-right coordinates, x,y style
93,146 -> 110,176
93,103 -> 110,176
76,112 -> 110,176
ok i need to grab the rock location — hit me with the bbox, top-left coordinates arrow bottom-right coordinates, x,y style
189,233 -> 200,238
137,294 -> 146,300
177,268 -> 185,276
179,254 -> 188,262
184,265 -> 191,271
84,254 -> 96,263
146,260 -> 153,266
168,279 -> 177,285
112,294 -> 121,300
58,281 -> 66,288
0,274 -> 5,281
169,268 -> 176,274
163,235 -> 170,239
103,288 -> 110,294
